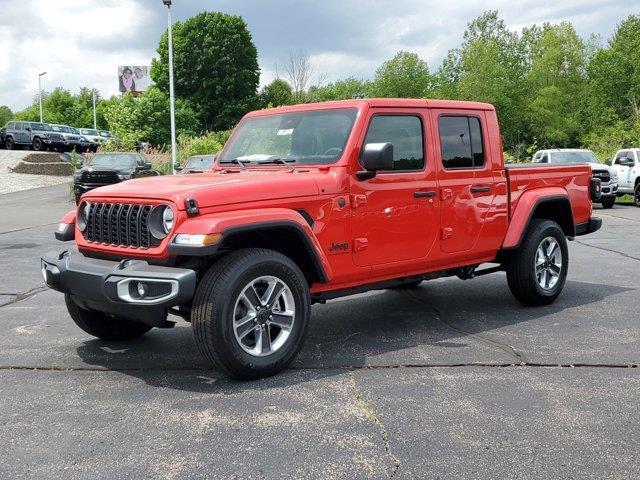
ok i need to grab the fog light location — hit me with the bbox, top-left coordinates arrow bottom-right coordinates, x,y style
137,282 -> 148,298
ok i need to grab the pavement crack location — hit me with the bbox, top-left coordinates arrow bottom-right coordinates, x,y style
575,240 -> 640,261
599,212 -> 640,223
406,291 -> 527,364
347,372 -> 400,478
0,222 -> 57,235
0,285 -> 48,308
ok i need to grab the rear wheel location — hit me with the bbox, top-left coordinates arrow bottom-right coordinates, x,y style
65,294 -> 152,340
635,183 -> 640,207
506,219 -> 568,306
191,248 -> 310,379
600,197 -> 615,209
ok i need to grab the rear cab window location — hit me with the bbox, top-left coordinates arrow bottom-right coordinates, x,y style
438,116 -> 485,169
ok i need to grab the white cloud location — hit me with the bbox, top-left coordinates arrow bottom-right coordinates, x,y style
0,0 -> 637,113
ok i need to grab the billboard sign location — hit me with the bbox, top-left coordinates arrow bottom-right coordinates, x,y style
118,65 -> 151,93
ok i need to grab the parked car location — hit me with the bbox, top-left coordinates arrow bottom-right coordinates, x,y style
532,149 -> 618,208
79,128 -> 104,144
3,121 -> 66,151
178,154 -> 216,173
50,124 -> 85,152
43,98 -> 602,380
68,127 -> 99,153
610,148 -> 640,206
72,152 -> 158,203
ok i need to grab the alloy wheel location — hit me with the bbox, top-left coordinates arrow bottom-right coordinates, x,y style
233,275 -> 295,357
535,236 -> 563,291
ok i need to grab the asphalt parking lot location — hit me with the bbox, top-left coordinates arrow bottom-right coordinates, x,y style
1,184 -> 638,479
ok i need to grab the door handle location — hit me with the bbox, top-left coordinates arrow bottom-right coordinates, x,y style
414,190 -> 437,198
470,185 -> 491,193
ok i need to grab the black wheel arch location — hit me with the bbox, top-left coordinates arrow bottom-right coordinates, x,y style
170,220 -> 329,285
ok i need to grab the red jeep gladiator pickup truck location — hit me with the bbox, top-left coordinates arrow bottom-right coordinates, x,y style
42,99 -> 602,379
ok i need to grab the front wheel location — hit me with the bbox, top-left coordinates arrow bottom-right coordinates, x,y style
191,248 -> 310,379
65,294 -> 153,340
635,183 -> 640,207
506,219 -> 568,306
600,197 -> 615,209
32,137 -> 44,151
5,137 -> 14,150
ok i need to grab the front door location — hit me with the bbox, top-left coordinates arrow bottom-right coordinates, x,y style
432,110 -> 496,254
350,110 -> 438,267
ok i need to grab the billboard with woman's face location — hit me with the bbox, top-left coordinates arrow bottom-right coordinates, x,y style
118,65 -> 151,93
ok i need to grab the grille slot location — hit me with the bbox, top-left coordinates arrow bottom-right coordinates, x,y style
592,170 -> 610,183
84,202 -> 155,248
80,171 -> 120,185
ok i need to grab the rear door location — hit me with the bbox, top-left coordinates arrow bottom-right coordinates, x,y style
431,110 -> 496,255
350,109 -> 439,268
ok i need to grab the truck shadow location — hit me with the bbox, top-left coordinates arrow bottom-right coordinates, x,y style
75,276 -> 632,393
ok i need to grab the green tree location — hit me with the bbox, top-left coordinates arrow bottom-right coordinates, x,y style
0,105 -> 13,126
525,23 -> 588,146
260,79 -> 293,107
101,87 -> 199,147
370,51 -> 434,98
151,11 -> 260,131
308,77 -> 372,102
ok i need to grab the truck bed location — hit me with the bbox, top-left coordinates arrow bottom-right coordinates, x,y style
504,163 -> 593,227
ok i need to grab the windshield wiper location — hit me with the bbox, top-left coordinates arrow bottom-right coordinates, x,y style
258,157 -> 297,165
219,158 -> 247,169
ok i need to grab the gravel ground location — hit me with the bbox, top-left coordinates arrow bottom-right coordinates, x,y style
0,150 -> 72,194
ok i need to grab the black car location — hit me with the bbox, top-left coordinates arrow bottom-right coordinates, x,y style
73,152 -> 158,203
178,154 -> 216,173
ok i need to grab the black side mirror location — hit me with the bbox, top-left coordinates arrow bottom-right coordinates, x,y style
175,166 -> 183,172
605,158 -> 612,166
25,127 -> 31,132
357,142 -> 394,180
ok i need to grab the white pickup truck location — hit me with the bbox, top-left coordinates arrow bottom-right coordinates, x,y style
610,148 -> 640,206
532,149 -> 618,208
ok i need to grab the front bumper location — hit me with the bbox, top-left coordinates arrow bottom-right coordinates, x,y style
41,251 -> 196,326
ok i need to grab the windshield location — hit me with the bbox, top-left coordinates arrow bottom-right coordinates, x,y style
551,151 -> 600,164
81,129 -> 98,135
185,155 -> 214,171
51,125 -> 71,133
219,108 -> 358,166
30,122 -> 51,131
88,154 -> 137,168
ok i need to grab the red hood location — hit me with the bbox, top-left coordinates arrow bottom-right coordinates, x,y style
83,169 -> 323,210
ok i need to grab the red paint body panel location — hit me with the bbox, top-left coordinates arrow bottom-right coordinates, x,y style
71,99 -> 596,295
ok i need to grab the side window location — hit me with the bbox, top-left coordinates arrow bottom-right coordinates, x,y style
438,116 -> 485,169
7,122 -> 14,130
540,154 -> 549,163
363,115 -> 424,171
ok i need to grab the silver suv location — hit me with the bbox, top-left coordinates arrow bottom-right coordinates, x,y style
4,121 -> 66,151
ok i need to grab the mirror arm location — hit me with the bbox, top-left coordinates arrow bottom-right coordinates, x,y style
356,170 -> 376,181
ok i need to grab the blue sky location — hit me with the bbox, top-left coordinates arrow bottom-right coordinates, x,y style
0,0 -> 637,111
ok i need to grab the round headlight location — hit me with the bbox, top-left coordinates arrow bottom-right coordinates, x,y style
77,202 -> 89,232
162,207 -> 174,233
149,205 -> 174,240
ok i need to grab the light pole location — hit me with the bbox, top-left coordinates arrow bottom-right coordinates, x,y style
163,0 -> 177,175
92,89 -> 97,130
38,71 -> 47,123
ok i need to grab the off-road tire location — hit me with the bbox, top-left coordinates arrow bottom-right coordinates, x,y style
65,294 -> 152,340
32,137 -> 43,151
506,219 -> 568,306
191,248 -> 311,380
5,137 -> 14,150
635,183 -> 640,207
600,197 -> 615,209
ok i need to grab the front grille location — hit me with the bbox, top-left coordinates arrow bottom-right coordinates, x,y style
80,171 -> 120,185
85,202 -> 154,248
592,170 -> 610,183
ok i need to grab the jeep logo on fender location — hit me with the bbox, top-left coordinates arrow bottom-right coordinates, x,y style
328,242 -> 349,254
